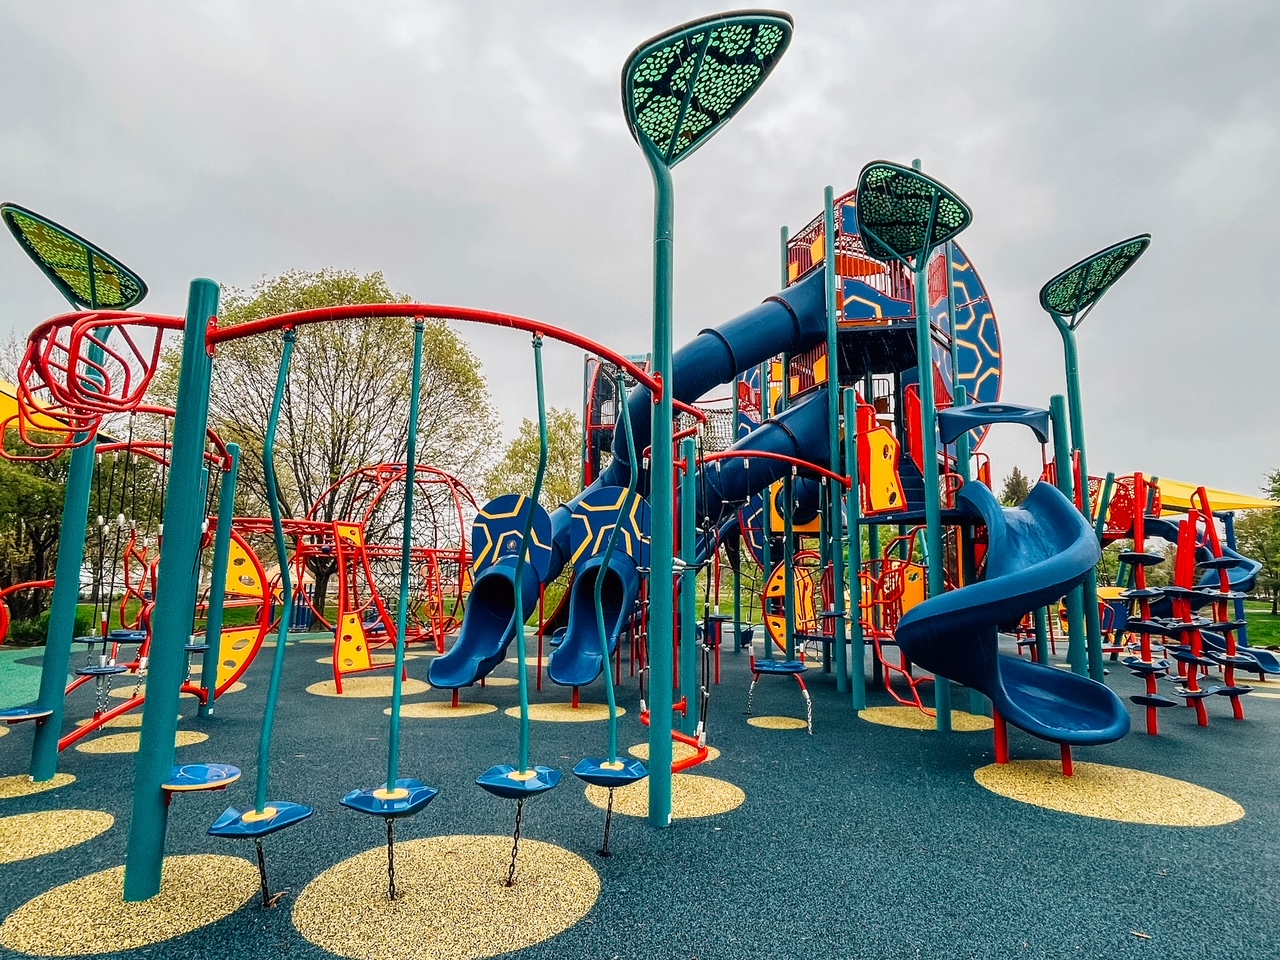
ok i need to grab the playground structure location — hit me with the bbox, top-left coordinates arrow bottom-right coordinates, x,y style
0,13 -> 1275,954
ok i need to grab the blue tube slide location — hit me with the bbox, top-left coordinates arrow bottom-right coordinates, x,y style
548,391 -> 832,687
896,481 -> 1130,747
432,270 -> 831,690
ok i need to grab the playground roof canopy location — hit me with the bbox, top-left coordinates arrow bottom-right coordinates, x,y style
1156,478 -> 1280,514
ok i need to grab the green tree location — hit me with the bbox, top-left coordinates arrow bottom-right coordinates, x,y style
1236,509 -> 1280,613
0,450 -> 66,619
998,465 -> 1032,505
153,268 -> 500,605
484,407 -> 582,510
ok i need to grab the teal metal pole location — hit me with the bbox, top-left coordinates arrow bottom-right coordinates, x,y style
824,187 -> 848,694
843,388 -> 865,710
1049,394 -> 1087,675
123,279 -> 219,901
913,236 -> 949,731
732,371 -> 743,654
597,373 -> 638,763
387,320 -> 424,787
1059,328 -> 1103,680
198,443 -> 239,718
29,420 -> 100,779
511,335 -> 548,776
1034,608 -> 1050,664
759,359 -> 773,661
645,160 -> 675,828
254,331 -> 296,815
679,436 -> 698,736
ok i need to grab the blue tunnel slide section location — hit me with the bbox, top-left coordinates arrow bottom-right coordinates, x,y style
546,391 -> 832,686
431,270 -> 832,690
896,481 -> 1131,747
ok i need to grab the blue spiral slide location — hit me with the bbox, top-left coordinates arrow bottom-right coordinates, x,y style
895,481 -> 1131,747
431,270 -> 833,691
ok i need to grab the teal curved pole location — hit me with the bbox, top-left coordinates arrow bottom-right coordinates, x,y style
255,330 -> 297,813
509,335 -> 549,775
386,320 -> 425,787
199,443 -> 240,718
595,372 -> 638,765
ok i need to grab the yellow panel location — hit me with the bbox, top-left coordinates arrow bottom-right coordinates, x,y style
899,563 -> 926,614
766,480 -> 822,534
809,233 -> 824,264
334,613 -> 371,674
813,354 -> 828,386
864,427 -> 905,513
225,539 -> 263,598
216,627 -> 262,690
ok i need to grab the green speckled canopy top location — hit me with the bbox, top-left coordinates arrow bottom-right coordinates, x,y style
1039,235 -> 1151,327
854,162 -> 972,267
1,202 -> 146,310
622,10 -> 793,168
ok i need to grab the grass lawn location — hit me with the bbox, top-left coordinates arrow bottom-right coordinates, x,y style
1244,600 -> 1280,648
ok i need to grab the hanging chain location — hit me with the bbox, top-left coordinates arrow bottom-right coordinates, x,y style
385,818 -> 397,900
254,839 -> 271,908
505,799 -> 525,887
598,788 -> 615,858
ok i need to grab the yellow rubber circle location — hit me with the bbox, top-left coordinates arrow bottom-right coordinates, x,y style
293,836 -> 599,960
0,774 -> 75,800
480,676 -> 518,687
76,730 -> 208,755
0,810 -> 114,864
746,715 -> 808,730
386,702 -> 497,719
974,760 -> 1245,826
0,854 -> 258,955
858,706 -> 994,732
503,703 -> 625,723
306,677 -> 430,698
584,773 -> 744,819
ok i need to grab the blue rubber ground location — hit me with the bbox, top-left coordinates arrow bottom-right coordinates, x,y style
1,634 -> 1277,960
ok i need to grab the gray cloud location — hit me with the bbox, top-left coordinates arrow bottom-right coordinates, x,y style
1,1 -> 1276,493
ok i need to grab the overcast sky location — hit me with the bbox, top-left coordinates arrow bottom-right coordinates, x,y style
1,1 -> 1276,494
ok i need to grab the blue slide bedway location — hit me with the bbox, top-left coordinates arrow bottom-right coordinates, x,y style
895,481 -> 1131,748
432,270 -> 833,691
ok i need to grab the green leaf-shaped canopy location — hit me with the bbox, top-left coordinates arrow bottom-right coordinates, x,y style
622,10 -> 793,169
855,161 -> 972,268
1,202 -> 147,310
1039,234 -> 1151,328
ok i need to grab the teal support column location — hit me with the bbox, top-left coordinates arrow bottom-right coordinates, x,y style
1034,608 -> 1050,664
678,437 -> 698,736
843,388 -> 865,710
29,409 -> 101,779
731,366 -> 743,654
759,359 -> 773,662
1060,330 -> 1104,680
387,320 -> 425,787
198,443 -> 239,718
645,162 -> 675,828
1049,394 -> 1087,676
824,187 -> 848,695
124,278 -> 219,901
1059,333 -> 1101,666
913,244 -> 949,731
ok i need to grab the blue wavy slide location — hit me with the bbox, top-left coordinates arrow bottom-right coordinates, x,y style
431,270 -> 832,691
895,481 -> 1131,747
